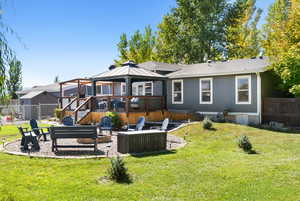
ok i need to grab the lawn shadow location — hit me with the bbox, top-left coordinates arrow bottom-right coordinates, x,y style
130,149 -> 177,158
249,125 -> 300,135
247,150 -> 258,154
97,176 -> 133,185
54,149 -> 105,156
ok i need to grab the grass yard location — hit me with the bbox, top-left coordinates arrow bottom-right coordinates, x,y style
0,123 -> 51,143
1,122 -> 300,201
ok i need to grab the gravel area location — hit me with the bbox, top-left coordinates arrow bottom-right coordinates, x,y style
3,132 -> 186,159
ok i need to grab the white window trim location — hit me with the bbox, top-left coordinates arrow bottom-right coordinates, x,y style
144,81 -> 153,96
121,82 -> 126,96
136,83 -> 144,96
96,84 -> 112,96
235,75 -> 252,104
199,78 -> 213,104
172,79 -> 184,104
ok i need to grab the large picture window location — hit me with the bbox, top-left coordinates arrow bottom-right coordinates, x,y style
172,80 -> 183,104
200,78 -> 213,104
235,75 -> 251,104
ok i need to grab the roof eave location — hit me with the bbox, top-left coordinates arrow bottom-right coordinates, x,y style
168,69 -> 267,79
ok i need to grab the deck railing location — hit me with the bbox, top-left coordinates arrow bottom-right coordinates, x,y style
60,95 -> 165,123
92,96 -> 165,113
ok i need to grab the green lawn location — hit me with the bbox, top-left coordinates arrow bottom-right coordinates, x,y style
0,123 -> 50,143
1,123 -> 300,201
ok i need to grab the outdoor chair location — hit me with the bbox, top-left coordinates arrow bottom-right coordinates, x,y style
18,127 -> 40,152
130,97 -> 140,109
62,116 -> 74,126
99,116 -> 112,135
30,119 -> 49,141
127,116 -> 145,131
150,118 -> 169,131
98,101 -> 108,110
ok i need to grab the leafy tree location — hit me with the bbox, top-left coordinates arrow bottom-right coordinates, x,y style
156,0 -> 236,64
262,0 -> 290,60
114,25 -> 156,65
263,0 -> 300,97
6,58 -> 22,99
225,0 -> 262,59
0,2 -> 15,101
54,75 -> 59,83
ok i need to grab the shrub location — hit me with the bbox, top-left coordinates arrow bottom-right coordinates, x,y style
105,111 -> 122,129
107,156 -> 131,183
237,135 -> 253,153
54,108 -> 63,119
202,117 -> 213,130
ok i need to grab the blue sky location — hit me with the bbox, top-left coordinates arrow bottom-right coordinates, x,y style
3,0 -> 274,88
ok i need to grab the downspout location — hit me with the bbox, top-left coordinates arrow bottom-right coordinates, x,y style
256,72 -> 262,124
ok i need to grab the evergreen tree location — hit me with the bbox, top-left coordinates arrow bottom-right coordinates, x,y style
7,58 -> 22,99
54,75 -> 59,83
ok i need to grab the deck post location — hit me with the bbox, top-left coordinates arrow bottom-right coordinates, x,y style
77,80 -> 80,98
162,80 -> 167,110
59,83 -> 63,108
125,77 -> 132,96
125,77 -> 132,116
92,80 -> 97,96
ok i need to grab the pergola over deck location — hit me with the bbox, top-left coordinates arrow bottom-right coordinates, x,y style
59,62 -> 168,123
59,78 -> 92,107
90,61 -> 167,97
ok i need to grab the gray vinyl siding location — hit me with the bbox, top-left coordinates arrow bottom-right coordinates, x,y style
153,81 -> 163,96
167,74 -> 258,113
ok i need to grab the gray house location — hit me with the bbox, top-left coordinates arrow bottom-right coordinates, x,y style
136,58 -> 272,125
59,58 -> 273,125
165,58 -> 272,125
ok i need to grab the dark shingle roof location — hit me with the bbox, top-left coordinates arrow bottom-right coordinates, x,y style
138,61 -> 183,72
167,58 -> 269,78
91,65 -> 166,80
20,90 -> 46,99
17,83 -> 76,95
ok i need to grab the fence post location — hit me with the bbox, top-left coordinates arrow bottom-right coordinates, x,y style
38,104 -> 41,120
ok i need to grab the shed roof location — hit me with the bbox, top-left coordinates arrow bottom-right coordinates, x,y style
91,65 -> 166,80
138,61 -> 183,72
20,90 -> 46,99
17,83 -> 77,95
167,58 -> 269,78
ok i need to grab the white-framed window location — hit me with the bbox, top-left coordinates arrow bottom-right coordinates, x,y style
96,84 -> 112,96
96,85 -> 102,95
172,79 -> 183,104
121,83 -> 126,95
199,78 -> 213,104
235,75 -> 251,104
144,82 -> 153,96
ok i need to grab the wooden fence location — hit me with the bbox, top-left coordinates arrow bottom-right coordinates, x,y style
262,98 -> 300,126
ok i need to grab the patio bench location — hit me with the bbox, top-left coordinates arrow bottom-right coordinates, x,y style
50,126 -> 98,152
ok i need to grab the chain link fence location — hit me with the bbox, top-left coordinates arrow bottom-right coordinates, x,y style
0,104 -> 58,120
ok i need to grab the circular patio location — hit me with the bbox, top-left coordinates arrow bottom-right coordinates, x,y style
3,133 -> 186,159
